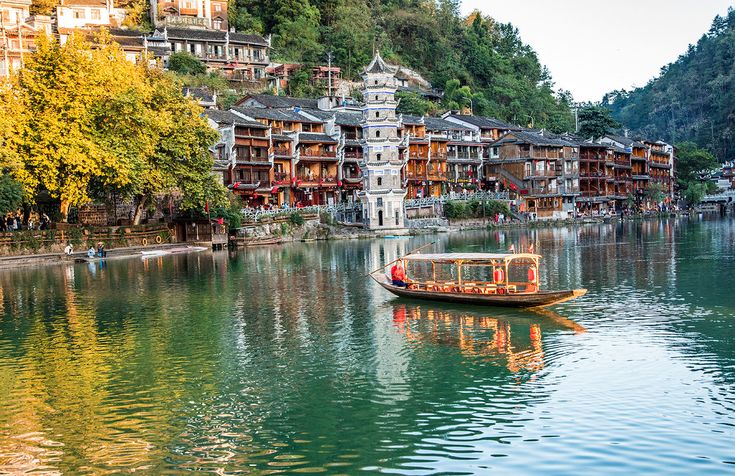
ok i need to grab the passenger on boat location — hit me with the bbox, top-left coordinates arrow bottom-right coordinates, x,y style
391,261 -> 408,287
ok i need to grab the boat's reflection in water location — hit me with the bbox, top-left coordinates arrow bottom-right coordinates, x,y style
391,303 -> 585,374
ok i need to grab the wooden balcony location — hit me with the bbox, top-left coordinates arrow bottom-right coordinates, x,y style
273,172 -> 291,183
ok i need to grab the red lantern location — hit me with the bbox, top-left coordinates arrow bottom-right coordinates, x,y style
528,267 -> 537,283
337,180 -> 343,187
493,268 -> 505,284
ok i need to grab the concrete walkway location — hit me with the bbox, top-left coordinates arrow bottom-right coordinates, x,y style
0,243 -> 192,270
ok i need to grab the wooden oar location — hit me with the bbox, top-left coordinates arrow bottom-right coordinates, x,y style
365,241 -> 435,277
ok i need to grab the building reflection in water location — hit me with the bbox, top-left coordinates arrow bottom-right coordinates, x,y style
391,303 -> 585,375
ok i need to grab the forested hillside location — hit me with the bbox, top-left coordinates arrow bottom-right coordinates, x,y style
604,8 -> 735,162
231,0 -> 574,131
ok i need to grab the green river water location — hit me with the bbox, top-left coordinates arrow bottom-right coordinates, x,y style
0,216 -> 734,474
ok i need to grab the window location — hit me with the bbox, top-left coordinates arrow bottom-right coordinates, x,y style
377,177 -> 382,186
375,95 -> 378,100
213,19 -> 222,29
91,9 -> 101,20
377,198 -> 383,207
376,153 -> 382,161
376,130 -> 381,138
214,3 -> 221,11
375,112 -> 380,118
73,9 -> 85,18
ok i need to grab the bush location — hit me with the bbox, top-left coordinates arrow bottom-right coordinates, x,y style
168,52 -> 207,75
215,193 -> 244,229
0,175 -> 23,216
444,200 -> 510,220
68,227 -> 84,245
289,212 -> 305,226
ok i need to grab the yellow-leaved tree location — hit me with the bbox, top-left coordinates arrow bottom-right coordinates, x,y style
7,32 -> 225,222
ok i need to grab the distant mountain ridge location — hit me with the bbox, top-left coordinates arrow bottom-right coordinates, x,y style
603,8 -> 735,162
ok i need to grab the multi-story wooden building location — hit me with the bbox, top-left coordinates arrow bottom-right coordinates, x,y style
443,113 -> 515,189
400,115 -> 431,198
645,140 -> 675,201
577,142 -> 613,214
424,117 -> 482,193
487,130 -> 577,219
600,135 -> 650,202
56,0 -> 126,39
153,27 -> 269,81
0,0 -> 52,77
611,146 -> 633,205
152,0 -> 228,31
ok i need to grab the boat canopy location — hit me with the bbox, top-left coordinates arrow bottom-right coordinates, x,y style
402,253 -> 540,264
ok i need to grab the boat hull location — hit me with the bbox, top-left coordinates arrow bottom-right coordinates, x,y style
375,279 -> 586,308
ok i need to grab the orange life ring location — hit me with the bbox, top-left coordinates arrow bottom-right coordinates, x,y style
155,235 -> 163,244
142,238 -> 148,246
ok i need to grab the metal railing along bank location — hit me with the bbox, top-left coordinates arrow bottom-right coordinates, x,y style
240,192 -> 509,223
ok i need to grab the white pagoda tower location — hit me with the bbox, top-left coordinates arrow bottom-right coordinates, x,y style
358,53 -> 407,231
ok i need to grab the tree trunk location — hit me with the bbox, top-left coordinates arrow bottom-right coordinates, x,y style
132,195 -> 147,226
60,200 -> 70,222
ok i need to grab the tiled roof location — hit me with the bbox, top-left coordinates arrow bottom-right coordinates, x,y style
448,114 -> 514,130
203,109 -> 235,125
495,130 -> 575,147
184,86 -> 215,104
424,117 -> 472,132
300,108 -> 362,126
365,53 -> 390,74
299,133 -> 337,143
604,134 -> 646,148
163,28 -> 268,46
231,106 -> 318,123
240,94 -> 318,109
401,114 -> 425,125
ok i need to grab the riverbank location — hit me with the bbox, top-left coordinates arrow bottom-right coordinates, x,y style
0,243 -> 198,270
0,211 -> 700,269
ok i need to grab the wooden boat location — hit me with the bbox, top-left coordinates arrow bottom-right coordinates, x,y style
370,251 -> 587,308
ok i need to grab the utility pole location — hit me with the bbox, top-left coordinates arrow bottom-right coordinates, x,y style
17,19 -> 23,69
1,14 -> 9,78
326,51 -> 333,98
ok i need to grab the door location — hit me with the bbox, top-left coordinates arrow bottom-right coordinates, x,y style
378,210 -> 384,227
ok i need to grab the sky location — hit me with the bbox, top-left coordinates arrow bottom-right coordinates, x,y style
460,0 -> 735,102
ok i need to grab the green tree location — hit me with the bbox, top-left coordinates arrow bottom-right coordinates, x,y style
682,181 -> 708,204
675,141 -> 718,205
605,8 -> 735,161
675,141 -> 718,185
323,0 -> 373,79
578,105 -> 620,139
0,175 -> 23,216
396,91 -> 439,116
168,52 -> 207,75
644,183 -> 666,204
271,0 -> 323,63
4,33 -> 225,223
229,1 -> 263,33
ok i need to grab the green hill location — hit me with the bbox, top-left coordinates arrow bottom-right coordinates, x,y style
231,0 -> 574,131
603,8 -> 735,162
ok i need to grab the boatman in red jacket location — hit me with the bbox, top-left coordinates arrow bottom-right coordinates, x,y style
391,261 -> 408,287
